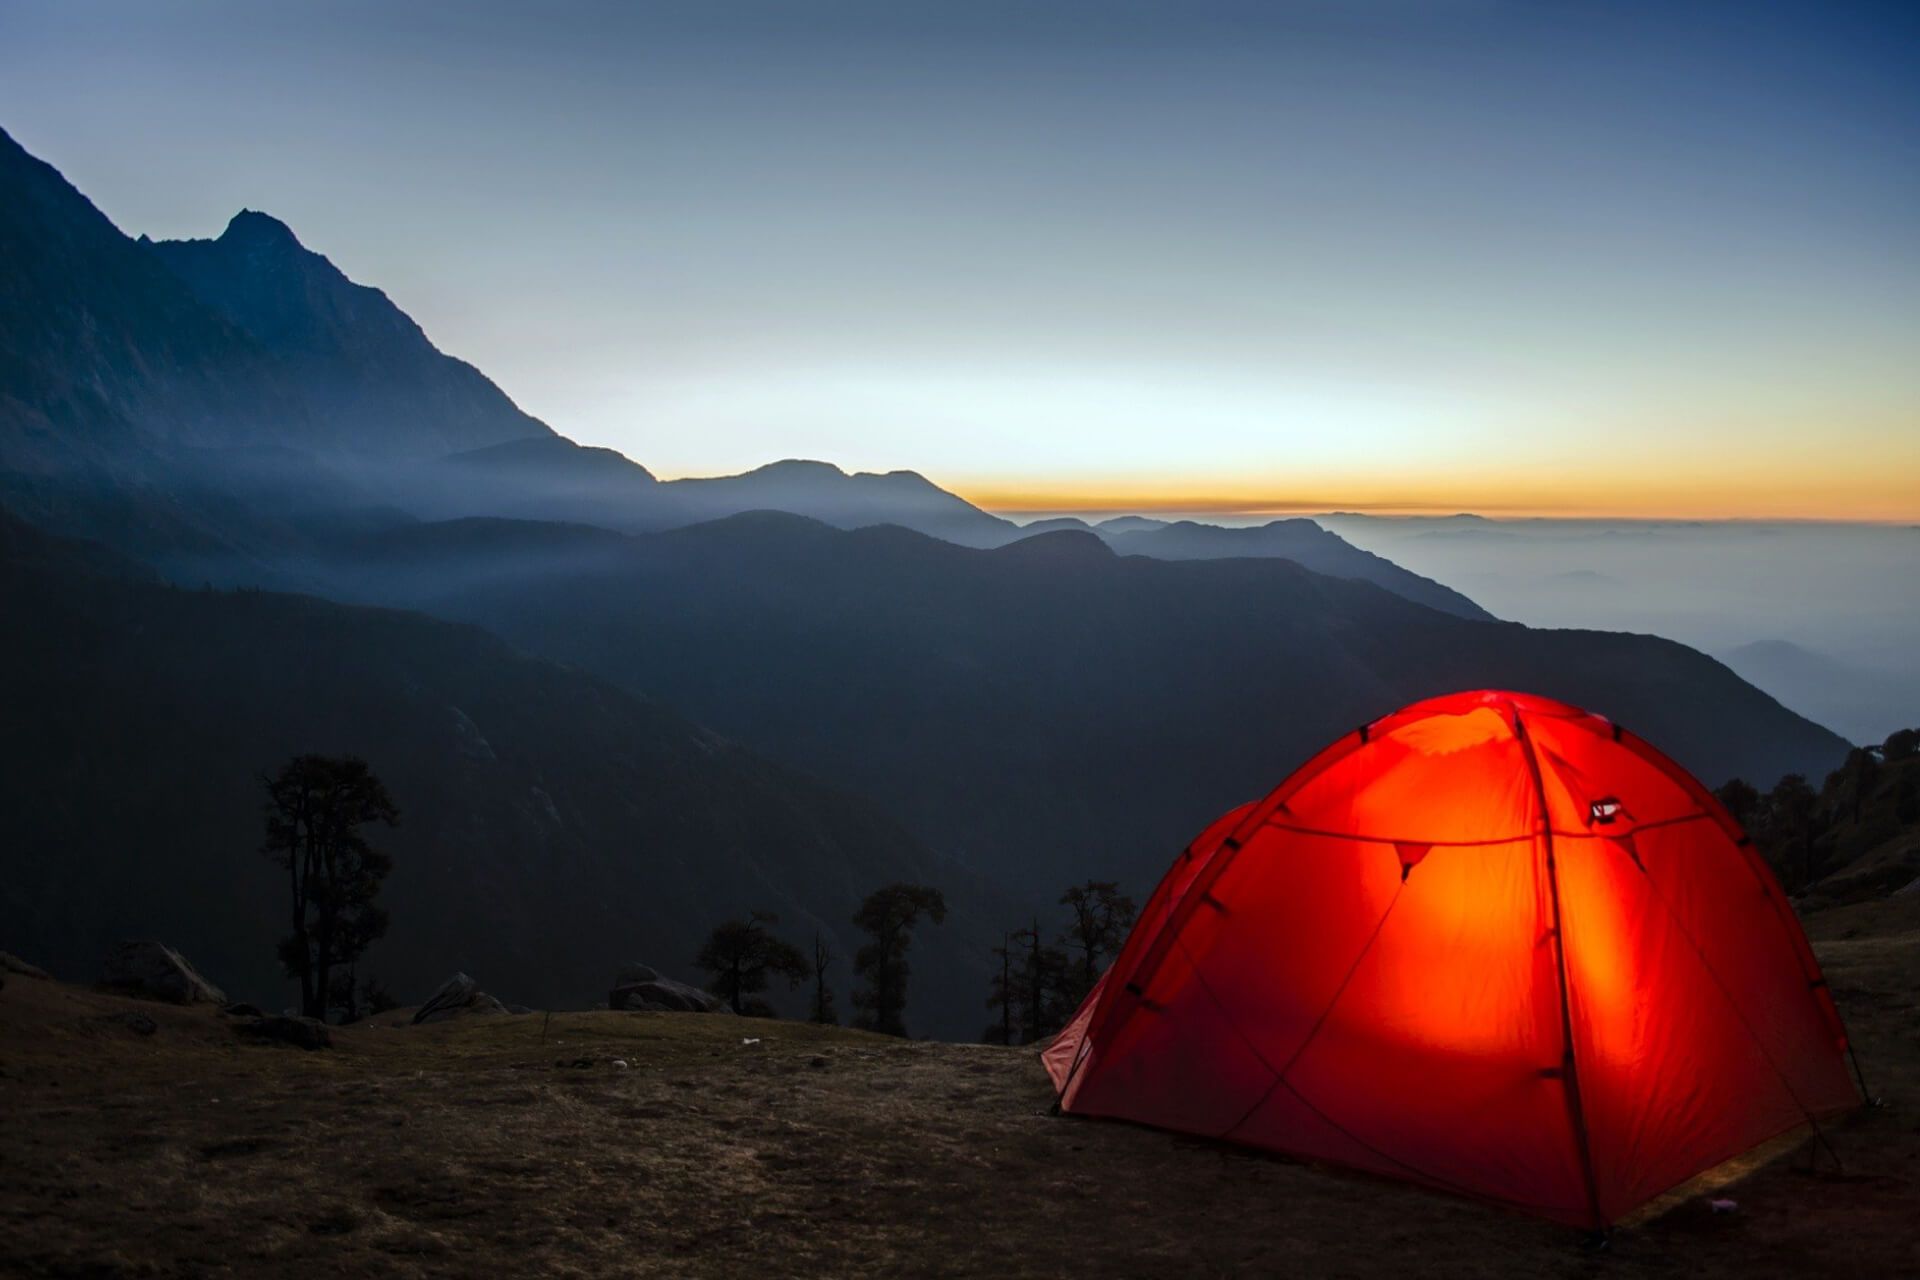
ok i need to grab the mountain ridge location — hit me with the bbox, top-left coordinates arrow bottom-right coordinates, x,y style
313,509 -> 1848,899
0,509 -> 1000,1035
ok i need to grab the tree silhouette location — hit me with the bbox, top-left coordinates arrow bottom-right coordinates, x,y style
1825,747 -> 1882,826
695,911 -> 809,1016
1713,777 -> 1762,831
1884,728 -> 1919,763
325,904 -> 391,1022
809,932 -> 838,1025
983,931 -> 1017,1045
1765,774 -> 1822,891
261,755 -> 399,1020
851,883 -> 947,1037
1015,918 -> 1071,1043
1058,879 -> 1136,1004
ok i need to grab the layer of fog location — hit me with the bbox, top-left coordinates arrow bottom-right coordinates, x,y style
1315,516 -> 1918,746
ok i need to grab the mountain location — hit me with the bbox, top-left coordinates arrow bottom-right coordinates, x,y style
0,511 -> 999,1037
148,211 -> 553,458
0,126 -> 1501,625
0,124 -> 1857,1011
1719,640 -> 1912,747
1093,517 -> 1492,621
0,126 -> 302,469
657,459 -> 1020,547
401,450 -> 1020,549
1,126 -> 548,468
315,512 -> 1848,900
399,435 -> 659,527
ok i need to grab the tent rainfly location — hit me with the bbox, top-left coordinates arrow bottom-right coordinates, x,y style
1045,689 -> 1862,1231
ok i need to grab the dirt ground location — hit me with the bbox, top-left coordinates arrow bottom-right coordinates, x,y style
2,900 -> 1915,1279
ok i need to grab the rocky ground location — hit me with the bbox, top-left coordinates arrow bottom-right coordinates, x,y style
1,898 -> 1915,1279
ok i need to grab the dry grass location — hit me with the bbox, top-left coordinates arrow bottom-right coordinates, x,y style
2,902 -> 1915,1279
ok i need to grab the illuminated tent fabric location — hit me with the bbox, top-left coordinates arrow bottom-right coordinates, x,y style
1045,689 -> 1860,1230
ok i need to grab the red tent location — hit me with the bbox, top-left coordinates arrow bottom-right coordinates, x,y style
1045,690 -> 1860,1230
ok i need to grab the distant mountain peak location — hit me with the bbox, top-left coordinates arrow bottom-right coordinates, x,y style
219,209 -> 303,250
750,459 -> 846,478
733,460 -> 947,492
991,528 -> 1115,563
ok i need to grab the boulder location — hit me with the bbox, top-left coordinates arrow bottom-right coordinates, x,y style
1,951 -> 51,980
411,973 -> 510,1024
220,1002 -> 266,1018
608,966 -> 727,1014
237,1015 -> 333,1051
101,941 -> 226,1005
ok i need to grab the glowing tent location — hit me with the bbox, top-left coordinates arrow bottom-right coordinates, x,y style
1045,690 -> 1861,1230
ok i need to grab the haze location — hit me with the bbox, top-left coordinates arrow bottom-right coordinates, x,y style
1,0 -> 1915,519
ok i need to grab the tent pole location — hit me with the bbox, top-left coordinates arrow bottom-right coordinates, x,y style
1847,1041 -> 1878,1106
1514,708 -> 1609,1234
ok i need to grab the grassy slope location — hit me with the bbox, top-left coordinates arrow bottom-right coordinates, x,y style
2,895 -> 1914,1280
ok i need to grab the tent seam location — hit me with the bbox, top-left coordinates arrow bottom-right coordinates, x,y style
1217,877 -> 1407,1140
1624,843 -> 1849,1168
1514,706 -> 1609,1232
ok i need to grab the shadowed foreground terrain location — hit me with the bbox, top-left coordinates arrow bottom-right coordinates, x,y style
2,898 -> 1915,1279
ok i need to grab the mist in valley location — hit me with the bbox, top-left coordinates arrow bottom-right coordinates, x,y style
1315,515 -> 1919,744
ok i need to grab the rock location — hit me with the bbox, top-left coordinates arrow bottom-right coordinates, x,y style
101,941 -> 226,1005
411,973 -> 510,1024
220,1002 -> 265,1018
237,1015 -> 333,1051
608,969 -> 727,1014
1,951 -> 51,980
103,1011 -> 158,1036
613,963 -> 660,986
505,1004 -> 534,1015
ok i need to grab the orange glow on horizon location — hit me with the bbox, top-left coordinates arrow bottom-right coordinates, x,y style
949,475 -> 1920,523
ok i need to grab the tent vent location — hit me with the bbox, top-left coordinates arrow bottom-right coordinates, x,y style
1589,797 -> 1623,825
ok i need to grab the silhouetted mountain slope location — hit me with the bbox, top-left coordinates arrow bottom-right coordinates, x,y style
658,460 -> 1020,547
150,212 -> 552,457
403,436 -> 658,525
1720,640 -> 1907,747
1096,518 -> 1493,621
1,126 -> 546,465
323,512 -> 1847,899
0,127 -> 423,568
0,514 -> 997,1037
0,126 -> 303,467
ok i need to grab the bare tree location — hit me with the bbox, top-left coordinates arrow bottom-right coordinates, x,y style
809,932 -> 838,1025
983,931 -> 1016,1044
1058,879 -> 1137,1004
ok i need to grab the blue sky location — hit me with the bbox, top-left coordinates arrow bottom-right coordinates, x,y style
2,1 -> 1915,515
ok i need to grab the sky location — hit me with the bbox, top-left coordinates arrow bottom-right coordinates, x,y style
2,0 -> 1916,519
